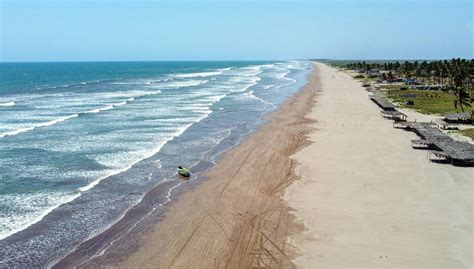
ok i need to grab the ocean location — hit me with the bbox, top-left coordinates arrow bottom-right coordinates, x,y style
0,61 -> 312,267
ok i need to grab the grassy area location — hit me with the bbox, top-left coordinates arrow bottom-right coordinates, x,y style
459,129 -> 474,140
345,69 -> 472,115
383,85 -> 466,114
352,74 -> 378,83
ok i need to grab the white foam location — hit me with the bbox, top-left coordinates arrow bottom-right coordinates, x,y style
0,192 -> 81,240
0,62 -> 305,245
77,122 -> 194,193
110,79 -> 158,86
0,101 -> 15,107
0,92 -> 155,139
200,94 -> 227,103
81,99 -> 131,114
276,70 -> 291,79
150,80 -> 208,89
76,89 -> 227,193
174,71 -> 222,78
36,80 -> 106,90
0,114 -> 79,138
109,82 -> 129,85
159,181 -> 183,206
240,66 -> 264,76
286,60 -> 311,70
67,178 -> 183,267
142,90 -> 162,96
113,101 -> 127,107
272,68 -> 297,84
86,105 -> 113,114
243,91 -> 275,107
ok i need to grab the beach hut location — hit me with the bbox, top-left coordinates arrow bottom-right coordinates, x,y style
443,111 -> 473,125
369,94 -> 396,111
380,110 -> 407,121
434,119 -> 458,130
429,151 -> 449,163
393,121 -> 410,129
405,122 -> 474,166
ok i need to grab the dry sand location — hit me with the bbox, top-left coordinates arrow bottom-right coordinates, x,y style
286,63 -> 473,268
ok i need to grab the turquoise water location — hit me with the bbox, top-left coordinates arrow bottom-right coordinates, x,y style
0,61 -> 311,267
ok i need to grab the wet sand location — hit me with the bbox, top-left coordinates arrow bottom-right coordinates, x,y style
74,63 -> 320,268
286,63 -> 473,268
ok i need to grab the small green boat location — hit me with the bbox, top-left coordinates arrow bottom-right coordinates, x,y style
178,166 -> 191,177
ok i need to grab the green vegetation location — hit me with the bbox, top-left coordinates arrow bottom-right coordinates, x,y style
353,74 -> 364,79
384,87 -> 461,114
341,59 -> 473,113
459,129 -> 474,140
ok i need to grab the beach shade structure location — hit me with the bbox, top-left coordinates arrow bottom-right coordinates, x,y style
380,111 -> 407,121
443,111 -> 473,125
393,121 -> 410,129
434,119 -> 458,130
403,122 -> 474,166
411,139 -> 434,149
369,93 -> 396,111
428,151 -> 449,163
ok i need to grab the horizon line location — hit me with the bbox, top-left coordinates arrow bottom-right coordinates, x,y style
1,57 -> 472,64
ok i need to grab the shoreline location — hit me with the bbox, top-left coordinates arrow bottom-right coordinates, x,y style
52,63 -> 318,268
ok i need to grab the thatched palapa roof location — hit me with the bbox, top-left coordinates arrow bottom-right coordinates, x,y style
444,111 -> 472,121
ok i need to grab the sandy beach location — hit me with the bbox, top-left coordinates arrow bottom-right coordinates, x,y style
71,63 -> 472,268
71,63 -> 319,268
3,1 -> 473,268
286,63 -> 473,268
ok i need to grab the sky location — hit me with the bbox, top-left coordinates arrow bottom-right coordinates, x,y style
0,0 -> 472,62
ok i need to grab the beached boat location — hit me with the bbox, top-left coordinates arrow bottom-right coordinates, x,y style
178,166 -> 191,177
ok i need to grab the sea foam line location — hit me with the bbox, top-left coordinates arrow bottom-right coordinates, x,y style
244,91 -> 275,107
0,192 -> 81,240
35,80 -> 106,90
81,130 -> 229,262
62,179 -> 184,269
0,114 -> 80,138
174,71 -> 222,78
77,121 -> 193,193
79,92 -> 225,194
149,80 -> 208,89
0,92 -> 160,139
2,121 -> 196,242
0,101 -> 15,107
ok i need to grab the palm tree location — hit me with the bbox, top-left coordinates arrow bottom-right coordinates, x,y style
450,60 -> 472,112
387,71 -> 395,82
